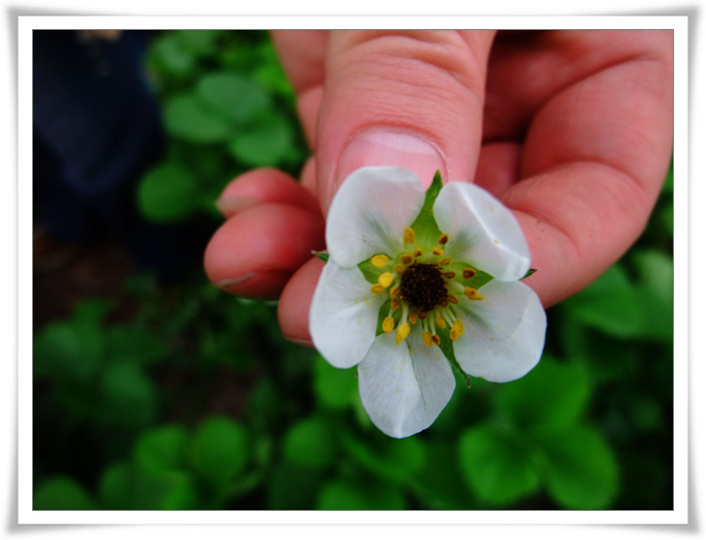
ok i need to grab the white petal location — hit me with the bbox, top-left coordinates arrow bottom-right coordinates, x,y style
358,330 -> 456,438
310,261 -> 386,369
326,167 -> 426,267
454,280 -> 546,383
434,182 -> 530,281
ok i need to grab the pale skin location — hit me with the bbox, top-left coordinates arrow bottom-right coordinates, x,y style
204,30 -> 674,346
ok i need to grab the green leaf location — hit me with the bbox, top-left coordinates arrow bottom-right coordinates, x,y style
313,251 -> 329,263
341,432 -> 427,485
313,355 -> 358,410
135,425 -> 189,474
283,416 -> 338,469
408,170 -> 444,245
495,358 -> 592,429
458,423 -> 540,506
104,326 -> 170,365
190,416 -> 249,486
164,93 -> 232,143
99,362 -> 157,428
34,477 -> 99,510
228,114 -> 294,167
99,462 -> 196,510
197,72 -> 271,125
631,249 -> 673,342
316,478 -> 407,510
33,321 -> 102,382
267,462 -> 325,510
148,34 -> 195,78
137,162 -> 199,222
531,425 -> 619,509
563,264 -> 642,338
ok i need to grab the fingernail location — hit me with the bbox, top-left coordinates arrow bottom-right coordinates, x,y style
214,272 -> 257,290
283,336 -> 315,348
215,195 -> 259,216
337,130 -> 447,191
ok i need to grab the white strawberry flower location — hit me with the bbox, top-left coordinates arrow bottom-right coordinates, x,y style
310,167 -> 546,438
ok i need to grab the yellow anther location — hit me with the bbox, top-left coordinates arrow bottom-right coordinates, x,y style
371,254 -> 389,268
431,334 -> 441,346
438,233 -> 449,245
439,257 -> 452,266
378,272 -> 394,287
447,294 -> 459,305
463,268 -> 477,280
433,247 -> 444,256
394,263 -> 406,275
409,311 -> 419,325
395,322 -> 411,345
464,287 -> 484,301
401,254 -> 413,265
390,299 -> 401,310
434,316 -> 447,329
382,317 -> 395,333
413,247 -> 423,258
404,227 -> 416,244
454,319 -> 465,334
371,284 -> 385,295
444,271 -> 456,279
450,326 -> 461,341
422,331 -> 434,347
390,286 -> 401,298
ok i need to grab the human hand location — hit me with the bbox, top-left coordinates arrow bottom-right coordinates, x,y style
204,29 -> 673,346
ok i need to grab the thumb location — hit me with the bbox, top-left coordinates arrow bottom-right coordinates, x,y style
316,30 -> 496,213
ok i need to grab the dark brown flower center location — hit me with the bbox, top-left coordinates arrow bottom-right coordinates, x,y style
400,262 -> 447,313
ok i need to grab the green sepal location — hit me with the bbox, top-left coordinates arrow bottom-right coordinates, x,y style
358,256 -> 382,285
436,326 -> 470,388
522,268 -> 537,280
374,299 -> 401,337
314,251 -> 329,263
448,262 -> 494,290
408,171 -> 444,246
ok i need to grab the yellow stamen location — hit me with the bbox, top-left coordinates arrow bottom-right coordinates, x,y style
464,287 -> 484,301
395,322 -> 411,345
404,227 -> 416,244
439,257 -> 452,266
450,320 -> 464,341
390,299 -> 401,310
371,284 -> 385,295
447,294 -> 459,305
371,254 -> 389,268
401,254 -> 413,265
433,247 -> 444,256
378,272 -> 394,287
409,311 -> 419,325
382,317 -> 395,333
444,271 -> 456,279
434,316 -> 447,329
390,286 -> 401,298
422,331 -> 434,347
394,263 -> 406,275
438,233 -> 449,245
431,334 -> 441,346
413,247 -> 423,258
463,268 -> 477,280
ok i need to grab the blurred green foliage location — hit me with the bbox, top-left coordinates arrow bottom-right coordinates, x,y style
33,30 -> 674,512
